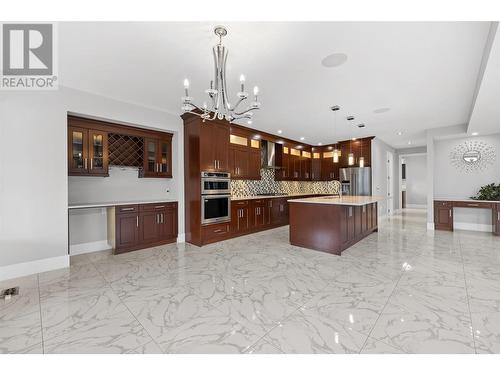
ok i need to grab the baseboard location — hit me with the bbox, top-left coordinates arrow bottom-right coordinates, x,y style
427,222 -> 435,230
0,255 -> 69,282
406,204 -> 427,209
454,222 -> 493,233
177,233 -> 186,243
70,240 -> 111,255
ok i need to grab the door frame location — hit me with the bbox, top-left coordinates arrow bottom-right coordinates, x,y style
397,152 -> 427,211
386,151 -> 394,216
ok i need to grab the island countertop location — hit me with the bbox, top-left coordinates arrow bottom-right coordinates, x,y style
288,195 -> 385,206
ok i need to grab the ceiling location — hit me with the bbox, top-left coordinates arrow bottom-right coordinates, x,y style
58,22 -> 493,149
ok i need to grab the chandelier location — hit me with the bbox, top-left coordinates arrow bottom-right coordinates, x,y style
181,26 -> 261,122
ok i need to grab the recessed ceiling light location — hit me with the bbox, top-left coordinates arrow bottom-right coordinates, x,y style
321,53 -> 348,68
397,131 -> 403,136
374,108 -> 391,114
472,132 -> 479,136
330,105 -> 340,111
300,137 -> 305,141
346,116 -> 355,121
277,130 -> 282,134
318,142 -> 323,146
357,124 -> 365,128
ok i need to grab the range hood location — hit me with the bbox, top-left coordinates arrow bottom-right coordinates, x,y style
261,140 -> 279,169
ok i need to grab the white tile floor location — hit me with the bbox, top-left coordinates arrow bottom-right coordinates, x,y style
1,209 -> 500,353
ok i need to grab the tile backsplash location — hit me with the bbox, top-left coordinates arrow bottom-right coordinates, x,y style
231,168 -> 340,197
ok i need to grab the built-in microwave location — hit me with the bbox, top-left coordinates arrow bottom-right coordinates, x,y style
201,194 -> 231,225
201,171 -> 231,195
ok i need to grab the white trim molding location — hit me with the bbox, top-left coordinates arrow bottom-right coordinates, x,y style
0,255 -> 69,282
70,240 -> 111,255
427,222 -> 435,230
454,222 -> 493,233
177,233 -> 186,243
406,204 -> 427,209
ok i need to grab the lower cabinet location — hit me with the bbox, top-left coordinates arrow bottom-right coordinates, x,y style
434,201 -> 453,231
231,200 -> 250,235
340,203 -> 378,248
114,202 -> 178,254
251,199 -> 268,229
494,203 -> 500,236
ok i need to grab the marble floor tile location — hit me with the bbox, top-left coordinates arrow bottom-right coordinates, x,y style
263,307 -> 368,354
471,311 -> 500,354
2,208 -> 500,354
0,291 -> 43,354
361,338 -> 404,354
370,287 -> 475,354
157,315 -> 263,354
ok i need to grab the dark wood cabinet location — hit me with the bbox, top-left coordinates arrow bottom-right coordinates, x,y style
68,125 -> 109,177
271,197 -> 289,225
115,202 -> 177,254
141,136 -> 172,178
201,122 -> 230,172
321,150 -> 336,180
115,210 -> 140,251
248,148 -> 261,179
495,204 -> 500,236
231,200 -> 250,235
300,152 -> 312,180
434,201 -> 453,231
311,152 -> 322,181
229,146 -> 249,178
229,142 -> 261,180
68,116 -> 173,179
250,199 -> 267,229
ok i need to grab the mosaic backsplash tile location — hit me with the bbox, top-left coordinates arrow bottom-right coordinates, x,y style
231,168 -> 340,197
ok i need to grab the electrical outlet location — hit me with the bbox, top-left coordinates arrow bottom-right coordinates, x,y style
1,287 -> 19,298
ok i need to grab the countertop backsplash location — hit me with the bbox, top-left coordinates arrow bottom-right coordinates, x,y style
231,169 -> 340,197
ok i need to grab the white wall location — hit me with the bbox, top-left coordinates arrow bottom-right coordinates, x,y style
405,154 -> 427,206
371,138 -> 397,217
434,133 -> 500,230
0,87 -> 184,278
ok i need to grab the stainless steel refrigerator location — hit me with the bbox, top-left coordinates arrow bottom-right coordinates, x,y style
340,167 -> 372,196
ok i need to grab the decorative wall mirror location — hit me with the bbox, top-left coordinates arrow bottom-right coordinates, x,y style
450,140 -> 495,173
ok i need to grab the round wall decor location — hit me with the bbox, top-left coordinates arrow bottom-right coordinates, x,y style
450,140 -> 496,173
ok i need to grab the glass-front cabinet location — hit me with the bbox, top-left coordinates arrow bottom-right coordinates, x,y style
142,137 -> 172,178
68,126 -> 108,176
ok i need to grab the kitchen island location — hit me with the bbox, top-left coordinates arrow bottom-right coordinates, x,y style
288,195 -> 384,255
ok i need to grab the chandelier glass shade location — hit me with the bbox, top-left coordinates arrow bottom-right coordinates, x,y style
181,26 -> 261,123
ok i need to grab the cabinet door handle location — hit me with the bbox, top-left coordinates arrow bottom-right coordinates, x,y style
161,213 -> 164,223
156,214 -> 159,224
349,207 -> 353,217
90,159 -> 93,170
497,212 -> 499,221
84,158 -> 88,169
449,209 -> 452,217
136,216 -> 139,227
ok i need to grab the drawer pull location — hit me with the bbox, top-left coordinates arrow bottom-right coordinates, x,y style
466,204 -> 479,207
155,205 -> 165,209
213,229 -> 223,233
121,207 -> 135,211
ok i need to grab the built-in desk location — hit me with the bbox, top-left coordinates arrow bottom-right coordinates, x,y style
434,199 -> 500,235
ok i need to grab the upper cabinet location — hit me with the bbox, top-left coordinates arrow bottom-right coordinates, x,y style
141,136 -> 172,178
68,125 -> 109,177
200,121 -> 230,172
228,129 -> 261,180
68,116 -> 173,178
